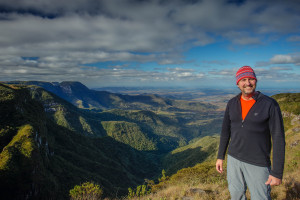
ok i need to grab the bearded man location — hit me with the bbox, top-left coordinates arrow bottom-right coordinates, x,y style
216,66 -> 285,200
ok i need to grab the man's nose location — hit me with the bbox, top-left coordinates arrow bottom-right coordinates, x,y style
245,79 -> 251,85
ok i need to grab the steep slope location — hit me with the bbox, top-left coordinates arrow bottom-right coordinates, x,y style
4,82 -> 222,153
99,109 -> 187,152
0,82 -> 226,199
0,83 -> 161,199
30,86 -> 106,137
162,136 -> 219,175
4,81 -> 104,109
272,93 -> 300,200
28,86 -> 211,152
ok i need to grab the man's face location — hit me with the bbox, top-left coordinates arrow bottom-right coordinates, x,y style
237,78 -> 257,95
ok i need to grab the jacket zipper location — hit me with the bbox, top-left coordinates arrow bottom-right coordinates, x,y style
242,101 -> 257,127
239,93 -> 259,128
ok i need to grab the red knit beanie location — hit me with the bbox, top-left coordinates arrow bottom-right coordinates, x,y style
236,66 -> 257,84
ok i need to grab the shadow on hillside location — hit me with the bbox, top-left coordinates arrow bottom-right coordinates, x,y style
43,121 -> 163,198
163,145 -> 215,176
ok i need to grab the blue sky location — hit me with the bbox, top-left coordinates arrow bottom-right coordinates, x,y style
0,0 -> 299,89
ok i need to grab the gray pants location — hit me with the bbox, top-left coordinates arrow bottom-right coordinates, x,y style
227,155 -> 271,200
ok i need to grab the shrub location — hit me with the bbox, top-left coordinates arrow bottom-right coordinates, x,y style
69,182 -> 103,200
128,184 -> 151,198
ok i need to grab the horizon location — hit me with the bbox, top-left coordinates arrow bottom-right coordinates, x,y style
0,0 -> 299,88
3,80 -> 300,94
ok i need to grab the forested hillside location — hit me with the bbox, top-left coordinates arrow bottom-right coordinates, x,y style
0,82 -> 223,199
3,81 -> 223,152
0,83 -> 161,199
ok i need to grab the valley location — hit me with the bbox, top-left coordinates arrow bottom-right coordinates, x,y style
0,82 -> 223,199
0,81 -> 299,200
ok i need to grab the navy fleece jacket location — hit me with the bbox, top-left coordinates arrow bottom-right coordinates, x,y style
217,91 -> 285,179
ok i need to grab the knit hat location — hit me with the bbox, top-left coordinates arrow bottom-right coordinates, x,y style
236,66 -> 256,84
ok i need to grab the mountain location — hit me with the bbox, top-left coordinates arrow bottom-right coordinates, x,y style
3,81 -> 105,109
3,81 -> 223,152
0,81 -> 224,199
3,81 -> 218,112
0,83 -> 161,199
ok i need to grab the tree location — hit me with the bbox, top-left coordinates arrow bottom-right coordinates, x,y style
158,169 -> 168,182
69,182 -> 103,200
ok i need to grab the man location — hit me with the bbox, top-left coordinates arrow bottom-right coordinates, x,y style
216,66 -> 285,200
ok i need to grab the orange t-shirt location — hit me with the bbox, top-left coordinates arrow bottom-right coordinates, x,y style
240,96 -> 256,120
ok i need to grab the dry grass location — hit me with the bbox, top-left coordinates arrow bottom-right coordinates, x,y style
125,182 -> 231,200
123,176 -> 300,200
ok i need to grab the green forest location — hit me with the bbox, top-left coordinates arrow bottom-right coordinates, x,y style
0,82 -> 299,199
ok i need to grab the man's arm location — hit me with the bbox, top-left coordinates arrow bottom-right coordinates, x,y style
216,103 -> 231,173
268,100 -> 285,181
217,103 -> 231,160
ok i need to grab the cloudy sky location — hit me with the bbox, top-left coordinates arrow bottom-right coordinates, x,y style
0,0 -> 299,88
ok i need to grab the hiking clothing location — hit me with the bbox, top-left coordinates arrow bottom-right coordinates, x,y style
227,155 -> 271,200
217,91 -> 285,179
240,97 -> 255,120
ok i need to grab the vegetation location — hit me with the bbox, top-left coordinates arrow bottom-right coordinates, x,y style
70,182 -> 103,200
127,184 -> 151,199
0,82 -> 299,200
272,93 -> 300,115
22,81 -> 223,152
0,83 -> 161,199
162,136 -> 219,175
101,121 -> 157,151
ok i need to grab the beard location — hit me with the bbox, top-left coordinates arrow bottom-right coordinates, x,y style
242,85 -> 256,94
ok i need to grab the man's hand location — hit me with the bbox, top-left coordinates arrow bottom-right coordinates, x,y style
216,159 -> 224,173
265,175 -> 282,186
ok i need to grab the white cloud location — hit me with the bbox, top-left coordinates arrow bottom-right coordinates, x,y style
270,66 -> 293,71
270,54 -> 300,65
255,67 -> 300,82
0,0 -> 299,86
271,55 -> 294,64
208,68 -> 237,76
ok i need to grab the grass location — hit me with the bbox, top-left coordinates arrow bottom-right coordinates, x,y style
127,175 -> 230,200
